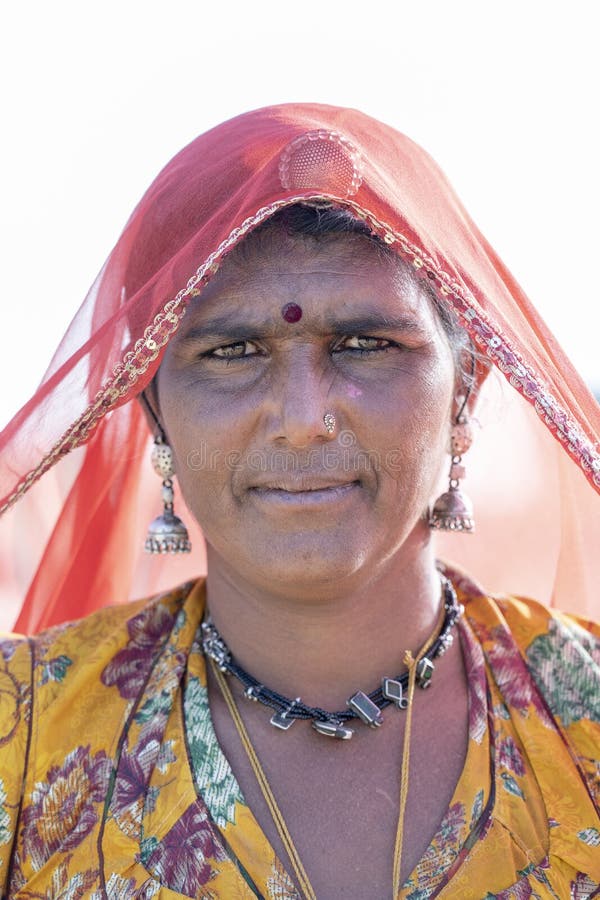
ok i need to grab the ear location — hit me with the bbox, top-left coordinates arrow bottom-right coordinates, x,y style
138,382 -> 165,438
453,346 -> 479,421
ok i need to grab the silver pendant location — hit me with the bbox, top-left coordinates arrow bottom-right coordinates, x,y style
346,690 -> 384,727
312,719 -> 354,740
201,620 -> 231,671
244,685 -> 263,702
381,677 -> 409,709
416,657 -> 435,689
437,631 -> 454,655
270,698 -> 301,730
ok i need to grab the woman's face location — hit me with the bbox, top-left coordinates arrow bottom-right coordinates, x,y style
155,231 -> 457,593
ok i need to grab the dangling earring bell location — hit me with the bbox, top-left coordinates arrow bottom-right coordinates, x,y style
429,403 -> 475,534
145,434 -> 192,554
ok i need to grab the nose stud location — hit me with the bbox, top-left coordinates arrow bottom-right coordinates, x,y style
323,413 -> 336,434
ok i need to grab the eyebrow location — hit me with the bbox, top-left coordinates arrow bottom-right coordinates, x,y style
178,312 -> 428,344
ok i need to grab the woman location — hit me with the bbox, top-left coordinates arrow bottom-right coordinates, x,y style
0,104 -> 599,898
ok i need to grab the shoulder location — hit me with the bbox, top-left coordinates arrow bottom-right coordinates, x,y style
480,593 -> 600,687
459,584 -> 600,821
495,594 -> 600,726
0,581 -> 203,893
452,562 -> 599,666
494,591 -> 600,643
0,580 -> 203,891
0,578 -> 201,753
451,562 -> 599,728
464,587 -> 600,793
463,589 -> 599,716
7,580 -> 197,673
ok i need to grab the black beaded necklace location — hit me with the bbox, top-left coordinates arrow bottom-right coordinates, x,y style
201,576 -> 463,740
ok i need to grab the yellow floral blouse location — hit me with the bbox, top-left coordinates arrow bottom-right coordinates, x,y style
1,572 -> 599,899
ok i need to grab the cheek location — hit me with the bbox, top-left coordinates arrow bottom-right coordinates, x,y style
156,372 -> 231,501
165,412 -> 239,495
409,372 -> 454,464
371,365 -> 454,492
345,383 -> 363,400
372,356 -> 454,433
159,364 -> 245,449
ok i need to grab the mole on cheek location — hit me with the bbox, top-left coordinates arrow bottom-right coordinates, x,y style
281,302 -> 303,323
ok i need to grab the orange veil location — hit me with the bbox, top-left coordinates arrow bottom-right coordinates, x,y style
1,103 -> 599,632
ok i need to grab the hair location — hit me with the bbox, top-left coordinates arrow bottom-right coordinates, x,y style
231,203 -> 478,397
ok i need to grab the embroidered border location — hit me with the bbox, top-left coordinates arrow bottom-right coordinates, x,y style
340,198 -> 600,493
2,194 -> 599,516
278,130 -> 363,197
0,196 -> 328,516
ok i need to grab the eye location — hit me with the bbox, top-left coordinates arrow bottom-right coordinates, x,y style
209,340 -> 260,360
336,336 -> 394,353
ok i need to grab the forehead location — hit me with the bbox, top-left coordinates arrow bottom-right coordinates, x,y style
184,230 -> 441,333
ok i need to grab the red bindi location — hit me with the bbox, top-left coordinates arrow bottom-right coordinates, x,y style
281,302 -> 303,323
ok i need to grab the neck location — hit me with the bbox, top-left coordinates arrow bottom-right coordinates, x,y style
204,542 -> 443,710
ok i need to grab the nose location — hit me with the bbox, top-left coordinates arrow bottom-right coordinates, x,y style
269,352 -> 336,448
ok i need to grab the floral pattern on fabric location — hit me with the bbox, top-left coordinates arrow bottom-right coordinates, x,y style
110,722 -> 176,830
470,788 -> 485,830
0,638 -> 30,746
483,860 -> 549,899
17,853 -> 98,899
403,803 -> 467,899
29,622 -> 79,704
266,858 -> 300,899
142,800 -> 228,893
20,745 -> 111,871
570,872 -> 600,899
498,735 -> 526,777
37,652 -> 72,685
185,672 -> 244,828
577,828 -> 600,847
469,618 -> 554,726
90,873 -> 161,899
526,618 -> 600,725
458,616 -> 489,744
107,605 -> 187,840
0,780 -> 10,851
101,601 -> 177,699
0,578 -> 598,899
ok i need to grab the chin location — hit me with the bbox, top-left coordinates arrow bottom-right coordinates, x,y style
238,535 -> 369,595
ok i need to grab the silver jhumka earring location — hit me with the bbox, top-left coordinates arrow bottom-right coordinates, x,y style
429,348 -> 477,534
145,434 -> 192,554
429,412 -> 475,533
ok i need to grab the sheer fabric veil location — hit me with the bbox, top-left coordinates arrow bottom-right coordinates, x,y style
1,103 -> 598,632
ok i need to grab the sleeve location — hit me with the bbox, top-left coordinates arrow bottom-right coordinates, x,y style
0,636 -> 32,895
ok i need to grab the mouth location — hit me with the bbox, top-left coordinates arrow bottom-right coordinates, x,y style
247,480 -> 361,508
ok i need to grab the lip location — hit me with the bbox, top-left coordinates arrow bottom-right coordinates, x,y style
248,481 -> 360,507
250,476 -> 359,491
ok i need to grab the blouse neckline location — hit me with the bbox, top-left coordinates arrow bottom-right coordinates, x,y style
181,592 -> 496,898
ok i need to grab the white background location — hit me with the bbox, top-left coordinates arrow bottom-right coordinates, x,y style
1,0 -> 599,429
